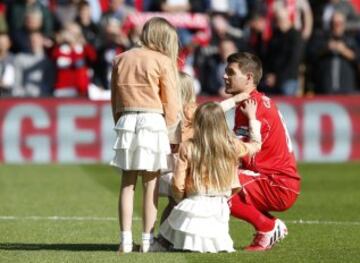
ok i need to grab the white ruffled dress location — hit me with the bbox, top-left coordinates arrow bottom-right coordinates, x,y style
159,194 -> 235,253
110,112 -> 171,171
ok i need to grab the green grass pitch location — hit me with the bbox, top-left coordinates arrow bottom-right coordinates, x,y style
1,163 -> 360,263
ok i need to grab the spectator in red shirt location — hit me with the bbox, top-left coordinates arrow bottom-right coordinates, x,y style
223,52 -> 301,251
51,22 -> 97,97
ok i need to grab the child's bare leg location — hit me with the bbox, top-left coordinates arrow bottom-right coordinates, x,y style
118,170 -> 138,252
119,170 -> 138,232
141,171 -> 159,233
139,171 -> 159,252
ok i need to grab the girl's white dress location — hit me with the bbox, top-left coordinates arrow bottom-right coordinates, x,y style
159,194 -> 235,253
110,112 -> 171,171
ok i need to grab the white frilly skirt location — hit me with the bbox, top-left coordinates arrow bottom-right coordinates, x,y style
159,195 -> 235,253
110,112 -> 171,172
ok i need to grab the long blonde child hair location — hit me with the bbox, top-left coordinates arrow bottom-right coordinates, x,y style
179,72 -> 196,106
140,17 -> 179,68
190,102 -> 238,193
140,17 -> 181,119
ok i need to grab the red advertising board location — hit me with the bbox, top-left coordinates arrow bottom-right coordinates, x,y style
0,96 -> 360,163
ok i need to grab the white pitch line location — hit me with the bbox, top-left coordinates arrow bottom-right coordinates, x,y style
0,216 -> 360,226
287,219 -> 360,226
0,216 -> 119,221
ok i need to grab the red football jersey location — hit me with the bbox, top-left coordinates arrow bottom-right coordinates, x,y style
234,90 -> 300,179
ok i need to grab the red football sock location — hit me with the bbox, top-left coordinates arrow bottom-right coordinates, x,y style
230,194 -> 275,232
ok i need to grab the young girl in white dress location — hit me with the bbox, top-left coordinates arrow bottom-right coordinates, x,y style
159,100 -> 262,253
110,17 -> 180,253
159,72 -> 250,222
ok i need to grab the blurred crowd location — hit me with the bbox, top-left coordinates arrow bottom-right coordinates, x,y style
0,0 -> 360,99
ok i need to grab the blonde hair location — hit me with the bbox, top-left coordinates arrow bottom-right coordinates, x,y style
140,17 -> 179,67
179,72 -> 196,106
140,17 -> 181,114
189,102 -> 238,193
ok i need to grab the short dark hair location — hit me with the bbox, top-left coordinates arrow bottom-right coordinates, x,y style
227,52 -> 263,86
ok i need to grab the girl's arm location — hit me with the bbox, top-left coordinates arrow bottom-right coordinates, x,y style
160,60 -> 181,144
171,143 -> 189,203
219,92 -> 249,112
110,63 -> 118,124
235,99 -> 262,157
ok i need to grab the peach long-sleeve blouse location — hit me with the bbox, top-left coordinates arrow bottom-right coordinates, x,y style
111,47 -> 180,143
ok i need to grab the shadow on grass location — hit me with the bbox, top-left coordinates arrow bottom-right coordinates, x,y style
0,243 -> 118,252
0,243 -> 199,253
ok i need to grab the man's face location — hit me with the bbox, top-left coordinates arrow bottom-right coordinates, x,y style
224,62 -> 249,95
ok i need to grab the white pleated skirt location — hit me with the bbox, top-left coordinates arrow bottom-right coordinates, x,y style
110,112 -> 171,172
159,195 -> 235,253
